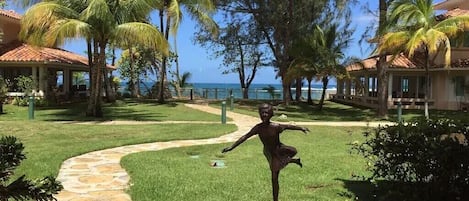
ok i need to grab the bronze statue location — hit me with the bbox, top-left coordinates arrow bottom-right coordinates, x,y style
222,103 -> 309,201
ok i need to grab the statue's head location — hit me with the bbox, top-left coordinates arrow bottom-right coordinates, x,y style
258,103 -> 273,122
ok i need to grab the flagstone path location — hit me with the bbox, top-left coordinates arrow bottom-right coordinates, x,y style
54,104 -> 392,201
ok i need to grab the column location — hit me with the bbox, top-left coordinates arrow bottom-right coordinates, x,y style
346,79 -> 351,98
63,69 -> 70,94
364,75 -> 370,97
337,79 -> 343,96
387,73 -> 393,107
38,66 -> 46,97
31,66 -> 38,94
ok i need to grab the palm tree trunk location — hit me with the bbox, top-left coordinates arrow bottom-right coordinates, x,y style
424,48 -> 430,119
104,47 -> 116,103
307,78 -> 312,104
174,37 -> 182,98
158,9 -> 171,103
86,41 -> 99,117
318,76 -> 329,111
129,47 -> 139,98
86,41 -> 105,117
87,39 -> 93,91
282,78 -> 291,104
295,78 -> 302,101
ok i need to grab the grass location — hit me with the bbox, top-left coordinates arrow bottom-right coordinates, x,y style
121,126 -> 374,201
211,100 -> 469,122
0,100 -> 236,179
0,99 -> 227,122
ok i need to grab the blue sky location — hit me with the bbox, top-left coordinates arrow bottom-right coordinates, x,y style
6,1 -> 444,84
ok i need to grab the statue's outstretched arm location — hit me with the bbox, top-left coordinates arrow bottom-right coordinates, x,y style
222,127 -> 257,153
281,124 -> 309,134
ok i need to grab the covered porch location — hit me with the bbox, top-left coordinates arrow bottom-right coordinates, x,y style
332,54 -> 436,110
0,42 -> 112,100
333,73 -> 434,110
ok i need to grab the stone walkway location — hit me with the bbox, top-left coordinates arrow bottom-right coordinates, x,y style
55,104 -> 259,201
54,104 -> 393,201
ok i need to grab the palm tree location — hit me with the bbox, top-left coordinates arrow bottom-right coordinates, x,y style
286,62 -> 317,104
379,0 -> 469,119
170,71 -> 192,98
313,24 -> 350,111
147,0 -> 218,103
19,0 -> 169,117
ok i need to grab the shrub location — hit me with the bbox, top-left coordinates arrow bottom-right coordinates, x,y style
0,136 -> 62,200
14,75 -> 36,95
354,119 -> 469,201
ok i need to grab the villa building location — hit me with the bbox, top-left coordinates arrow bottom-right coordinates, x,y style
0,9 -> 113,99
333,0 -> 469,111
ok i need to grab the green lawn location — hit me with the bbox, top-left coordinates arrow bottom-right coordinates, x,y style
0,100 -> 236,179
4,98 -> 461,200
121,126 -> 373,201
0,99 -> 226,122
212,100 -> 469,122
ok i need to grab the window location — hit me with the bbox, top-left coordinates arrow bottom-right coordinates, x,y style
402,78 -> 409,93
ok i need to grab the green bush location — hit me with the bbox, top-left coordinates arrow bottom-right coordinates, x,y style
354,119 -> 469,201
14,75 -> 36,95
0,136 -> 62,200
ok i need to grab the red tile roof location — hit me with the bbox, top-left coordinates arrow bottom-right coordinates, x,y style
346,54 -> 418,72
0,41 -> 90,66
0,41 -> 115,69
0,9 -> 21,20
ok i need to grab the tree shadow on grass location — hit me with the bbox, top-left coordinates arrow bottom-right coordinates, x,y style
336,179 -> 377,201
36,99 -> 171,121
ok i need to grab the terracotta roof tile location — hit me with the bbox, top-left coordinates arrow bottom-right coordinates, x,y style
0,41 -> 116,69
346,54 -> 418,72
0,9 -> 21,20
0,41 -> 89,65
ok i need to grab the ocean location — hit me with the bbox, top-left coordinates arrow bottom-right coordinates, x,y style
122,82 -> 337,101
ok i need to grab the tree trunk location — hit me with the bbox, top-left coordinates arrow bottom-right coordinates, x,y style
307,78 -> 312,104
377,56 -> 389,118
158,9 -> 171,103
86,41 -> 98,117
87,39 -> 93,90
424,48 -> 430,119
86,41 -> 104,117
282,77 -> 291,104
295,78 -> 302,101
376,0 -> 389,119
243,88 -> 249,99
129,47 -> 139,98
318,76 -> 329,111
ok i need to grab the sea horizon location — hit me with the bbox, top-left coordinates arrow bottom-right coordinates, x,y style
121,81 -> 336,100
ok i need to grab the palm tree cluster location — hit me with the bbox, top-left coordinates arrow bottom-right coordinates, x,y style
18,0 -> 169,117
15,0 -> 217,116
